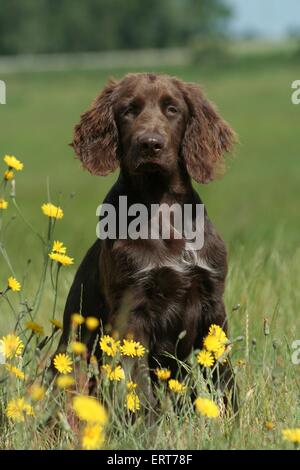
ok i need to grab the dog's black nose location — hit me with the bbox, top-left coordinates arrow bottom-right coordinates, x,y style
138,133 -> 164,155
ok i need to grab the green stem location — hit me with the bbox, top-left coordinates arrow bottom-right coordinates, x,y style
11,198 -> 45,246
43,264 -> 61,358
22,331 -> 34,356
52,264 -> 61,319
32,217 -> 53,314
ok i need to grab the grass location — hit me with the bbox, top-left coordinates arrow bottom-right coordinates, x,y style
1,52 -> 300,449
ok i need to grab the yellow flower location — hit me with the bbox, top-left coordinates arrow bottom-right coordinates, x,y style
7,276 -> 21,292
213,344 -> 226,360
52,240 -> 66,254
208,324 -> 228,344
264,421 -> 275,430
41,203 -> 63,219
120,339 -> 145,358
70,341 -> 87,356
4,170 -> 14,180
49,252 -> 74,266
202,325 -> 228,359
194,397 -> 220,418
82,423 -> 105,450
25,321 -> 44,335
28,384 -> 45,401
126,381 -> 138,391
236,359 -> 246,366
71,313 -> 85,326
126,392 -> 140,413
203,335 -> 223,354
53,353 -> 73,374
0,334 -> 24,359
56,374 -> 75,389
6,398 -> 34,422
72,396 -> 108,425
197,349 -> 215,367
282,428 -> 300,444
49,241 -> 74,266
0,198 -> 8,209
86,316 -> 100,331
4,155 -> 24,171
155,368 -> 171,381
6,364 -> 25,381
99,335 -> 120,357
102,364 -> 125,381
168,379 -> 186,394
50,318 -> 63,330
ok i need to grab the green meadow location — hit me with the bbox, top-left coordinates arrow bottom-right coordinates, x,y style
1,53 -> 300,449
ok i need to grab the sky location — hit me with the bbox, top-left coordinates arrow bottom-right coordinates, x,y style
227,0 -> 300,38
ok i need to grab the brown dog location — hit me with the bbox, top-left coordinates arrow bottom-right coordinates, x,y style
54,73 -> 237,408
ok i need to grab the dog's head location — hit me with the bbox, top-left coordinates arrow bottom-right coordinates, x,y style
72,73 -> 236,183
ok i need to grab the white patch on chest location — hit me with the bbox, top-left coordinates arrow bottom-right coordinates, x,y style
137,247 -> 213,276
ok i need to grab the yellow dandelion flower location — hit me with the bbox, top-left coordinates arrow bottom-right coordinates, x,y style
50,318 -> 63,330
82,423 -> 105,450
6,398 -> 34,422
4,170 -> 14,180
126,381 -> 138,391
168,379 -> 186,394
282,428 -> 300,444
99,335 -> 120,357
7,276 -> 21,292
264,421 -> 275,430
28,384 -> 45,401
120,339 -> 145,358
41,203 -> 63,219
53,353 -> 73,374
101,364 -> 111,377
0,198 -> 8,209
70,341 -> 87,356
56,374 -> 75,389
155,368 -> 171,381
0,334 -> 24,359
72,396 -> 108,425
102,364 -> 125,381
6,364 -> 25,381
52,240 -> 67,254
49,252 -> 74,266
208,324 -> 228,344
86,316 -> 100,331
4,155 -> 24,171
126,392 -> 140,413
194,397 -> 220,418
236,359 -> 246,366
71,313 -> 85,326
203,335 -> 223,353
25,321 -> 44,335
111,366 -> 125,381
213,344 -> 226,360
197,349 -> 215,367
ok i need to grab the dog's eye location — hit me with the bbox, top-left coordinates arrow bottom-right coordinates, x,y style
166,105 -> 178,115
123,105 -> 137,118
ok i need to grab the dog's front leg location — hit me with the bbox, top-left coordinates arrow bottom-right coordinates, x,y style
110,291 -> 156,414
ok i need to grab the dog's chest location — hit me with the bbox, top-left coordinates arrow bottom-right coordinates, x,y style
109,239 -> 215,342
112,238 -> 213,306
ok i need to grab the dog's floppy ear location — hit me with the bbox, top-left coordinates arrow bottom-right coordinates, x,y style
178,81 -> 236,183
71,79 -> 119,176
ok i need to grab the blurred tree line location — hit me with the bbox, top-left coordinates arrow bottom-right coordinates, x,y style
0,0 -> 231,55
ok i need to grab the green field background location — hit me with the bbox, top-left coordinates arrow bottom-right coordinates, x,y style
1,57 -> 300,339
2,53 -> 300,449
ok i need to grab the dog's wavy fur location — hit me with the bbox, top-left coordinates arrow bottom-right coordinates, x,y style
54,73 -> 237,409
